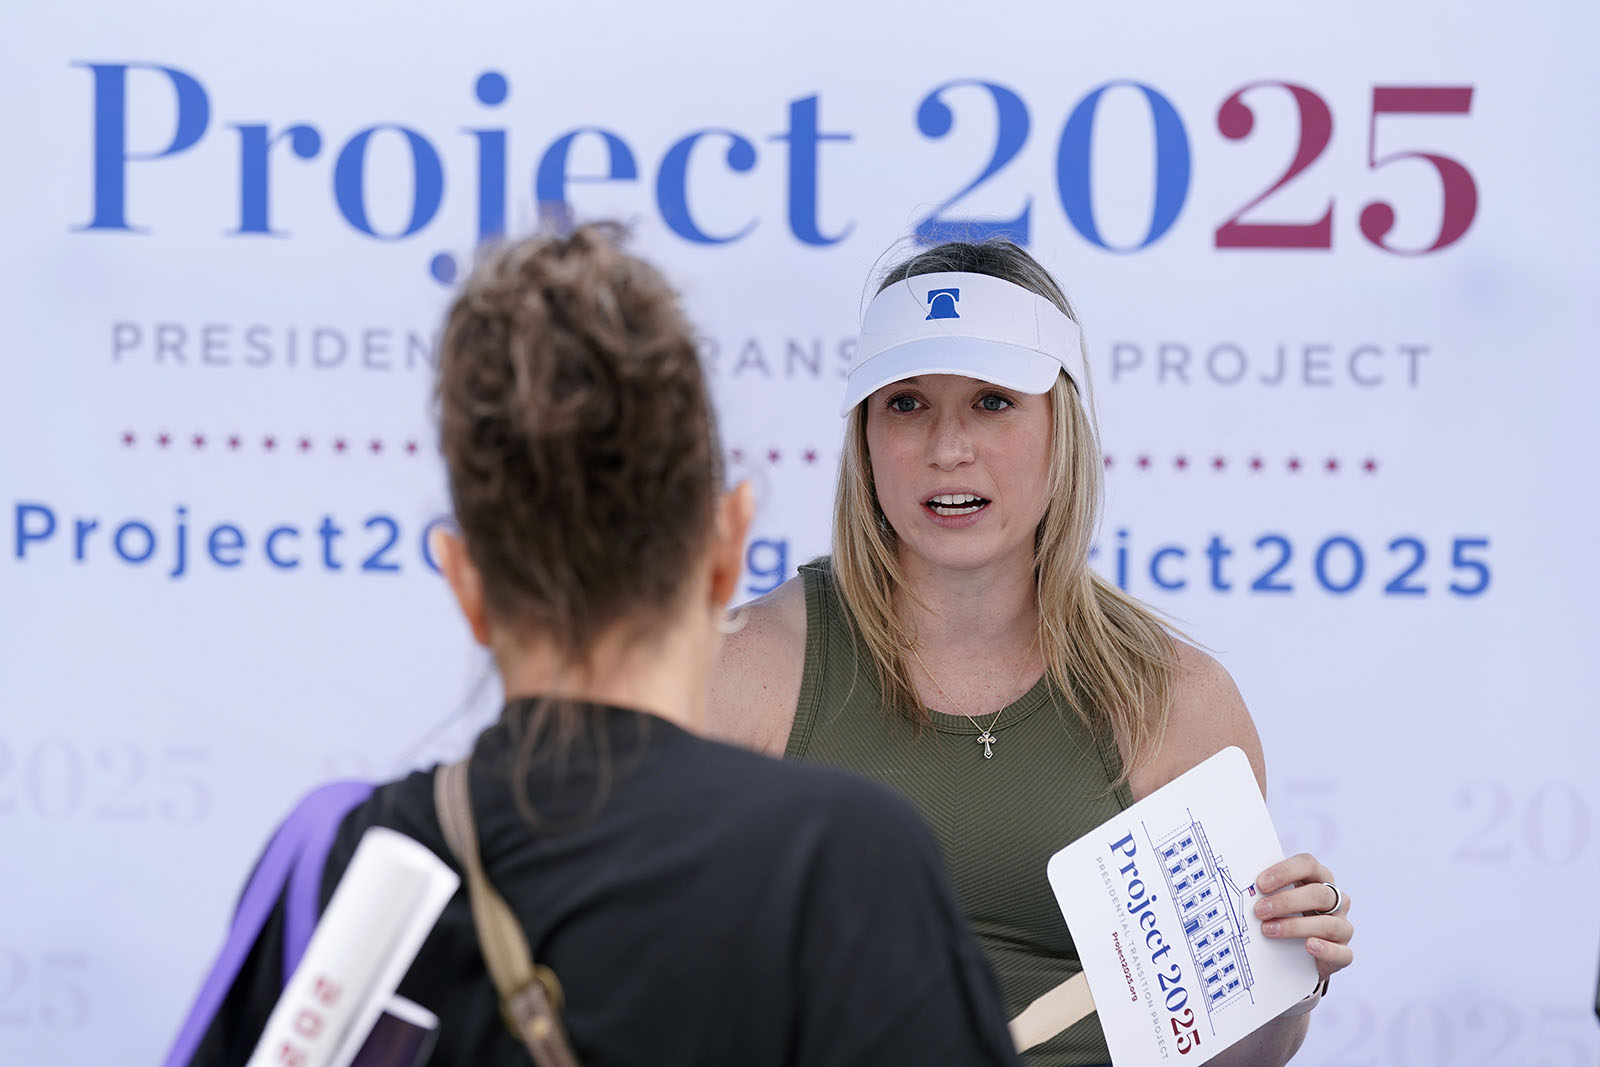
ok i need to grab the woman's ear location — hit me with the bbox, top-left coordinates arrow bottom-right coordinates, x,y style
708,481 -> 755,610
431,527 -> 491,646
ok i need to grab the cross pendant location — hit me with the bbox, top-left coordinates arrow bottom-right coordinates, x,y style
977,730 -> 996,760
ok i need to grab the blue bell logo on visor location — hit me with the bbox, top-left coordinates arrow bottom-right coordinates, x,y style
925,287 -> 961,320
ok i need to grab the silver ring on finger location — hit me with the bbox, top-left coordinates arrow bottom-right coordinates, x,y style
1309,882 -> 1343,916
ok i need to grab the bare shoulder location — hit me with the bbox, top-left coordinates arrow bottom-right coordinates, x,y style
1127,641 -> 1268,802
704,576 -> 808,757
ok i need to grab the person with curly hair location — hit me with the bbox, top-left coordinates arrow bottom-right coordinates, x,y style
176,226 -> 1023,1066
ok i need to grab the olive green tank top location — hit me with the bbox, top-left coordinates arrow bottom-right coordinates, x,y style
785,560 -> 1129,1067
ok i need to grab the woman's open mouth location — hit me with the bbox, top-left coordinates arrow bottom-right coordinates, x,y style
924,493 -> 990,518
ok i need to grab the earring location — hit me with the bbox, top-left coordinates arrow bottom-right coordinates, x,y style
717,606 -> 749,635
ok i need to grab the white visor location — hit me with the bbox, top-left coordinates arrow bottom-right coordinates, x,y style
841,271 -> 1084,416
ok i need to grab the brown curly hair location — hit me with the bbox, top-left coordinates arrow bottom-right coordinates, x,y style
435,223 -> 719,664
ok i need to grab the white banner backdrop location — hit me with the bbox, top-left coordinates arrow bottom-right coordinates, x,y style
2,2 -> 1597,1063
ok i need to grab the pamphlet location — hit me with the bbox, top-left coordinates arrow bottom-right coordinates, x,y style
1045,747 -> 1317,1065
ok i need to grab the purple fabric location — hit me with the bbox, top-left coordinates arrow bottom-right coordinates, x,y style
163,780 -> 374,1067
284,781 -> 376,976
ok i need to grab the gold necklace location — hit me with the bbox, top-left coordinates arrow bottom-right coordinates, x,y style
906,637 -> 1039,761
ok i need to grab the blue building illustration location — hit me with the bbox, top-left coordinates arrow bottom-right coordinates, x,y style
1152,817 -> 1256,1020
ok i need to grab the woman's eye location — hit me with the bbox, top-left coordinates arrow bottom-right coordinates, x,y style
888,395 -> 919,413
978,394 -> 1014,412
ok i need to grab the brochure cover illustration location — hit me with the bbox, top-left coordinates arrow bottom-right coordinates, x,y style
1045,747 -> 1317,1065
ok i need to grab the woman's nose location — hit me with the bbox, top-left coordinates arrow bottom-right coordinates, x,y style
928,412 -> 975,469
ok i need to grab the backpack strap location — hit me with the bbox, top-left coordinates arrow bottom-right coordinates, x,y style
164,780 -> 373,1067
433,758 -> 580,1067
284,781 -> 377,974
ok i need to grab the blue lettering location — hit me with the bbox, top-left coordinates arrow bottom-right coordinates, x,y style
1150,545 -> 1187,590
534,127 -> 638,214
318,516 -> 344,571
1315,535 -> 1365,594
169,506 -> 189,578
265,525 -> 301,569
656,129 -> 758,244
230,123 -> 322,235
208,522 -> 245,568
771,95 -> 852,246
469,71 -> 509,243
15,503 -> 56,559
74,518 -> 98,561
114,520 -> 156,564
419,516 -> 454,576
1057,80 -> 1191,252
1205,535 -> 1233,591
745,537 -> 789,595
361,516 -> 401,573
333,125 -> 445,238
75,62 -> 210,232
912,79 -> 1032,245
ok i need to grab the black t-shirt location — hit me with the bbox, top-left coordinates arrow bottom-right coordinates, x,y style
189,702 -> 1022,1066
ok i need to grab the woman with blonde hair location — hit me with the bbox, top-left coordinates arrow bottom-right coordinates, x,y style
708,238 -> 1355,1066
